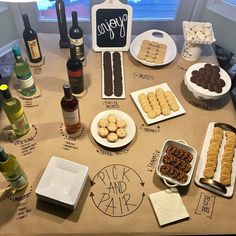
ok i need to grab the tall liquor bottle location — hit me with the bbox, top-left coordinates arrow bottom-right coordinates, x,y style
0,84 -> 30,136
12,46 -> 36,97
0,146 -> 28,192
67,44 -> 84,94
61,83 -> 80,133
22,14 -> 42,63
69,11 -> 85,61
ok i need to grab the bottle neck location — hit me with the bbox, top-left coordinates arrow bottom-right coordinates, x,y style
1,87 -> 12,100
69,45 -> 77,61
72,11 -> 79,28
22,14 -> 31,30
63,83 -> 73,100
0,147 -> 9,162
12,46 -> 23,61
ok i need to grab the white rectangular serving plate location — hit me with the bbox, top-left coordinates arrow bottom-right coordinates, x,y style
35,156 -> 89,209
195,122 -> 236,198
102,51 -> 126,99
130,83 -> 185,125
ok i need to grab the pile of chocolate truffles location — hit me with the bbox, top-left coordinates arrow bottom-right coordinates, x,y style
190,64 -> 225,93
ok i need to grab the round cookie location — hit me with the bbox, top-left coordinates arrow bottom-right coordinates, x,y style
116,119 -> 127,128
98,118 -> 109,128
116,128 -> 127,139
107,133 -> 118,142
107,114 -> 117,123
107,122 -> 118,132
98,127 -> 109,138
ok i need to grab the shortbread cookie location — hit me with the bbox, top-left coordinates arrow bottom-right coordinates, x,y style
147,110 -> 157,119
107,133 -> 118,142
116,128 -> 127,139
98,127 -> 109,138
98,118 -> 109,128
116,119 -> 127,128
107,122 -> 118,132
107,114 -> 117,123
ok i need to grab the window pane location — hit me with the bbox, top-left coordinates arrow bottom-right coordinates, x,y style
37,0 -> 91,21
225,0 -> 236,5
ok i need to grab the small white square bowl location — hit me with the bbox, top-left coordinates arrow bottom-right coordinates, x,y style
35,156 -> 88,209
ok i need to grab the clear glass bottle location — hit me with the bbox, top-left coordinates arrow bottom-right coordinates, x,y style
69,11 -> 85,61
0,84 -> 30,136
12,46 -> 36,97
61,83 -> 81,133
67,44 -> 84,94
0,146 -> 28,192
22,14 -> 42,64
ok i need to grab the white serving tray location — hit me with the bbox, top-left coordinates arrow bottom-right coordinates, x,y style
35,156 -> 88,209
195,122 -> 236,198
130,29 -> 177,66
130,83 -> 185,125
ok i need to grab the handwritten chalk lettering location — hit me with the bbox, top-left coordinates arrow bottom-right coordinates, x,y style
97,14 -> 128,40
195,192 -> 216,218
188,100 -> 215,111
91,164 -> 145,217
147,149 -> 160,172
139,123 -> 160,133
133,71 -> 155,80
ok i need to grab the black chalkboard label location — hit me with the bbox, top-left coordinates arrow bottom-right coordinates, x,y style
96,9 -> 128,47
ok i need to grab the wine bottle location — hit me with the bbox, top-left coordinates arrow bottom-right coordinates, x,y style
0,84 -> 30,137
22,14 -> 42,63
61,83 -> 80,133
69,11 -> 85,61
12,46 -> 36,97
67,44 -> 84,94
0,146 -> 28,191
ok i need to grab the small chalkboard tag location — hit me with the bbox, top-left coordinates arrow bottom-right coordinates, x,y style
92,0 -> 132,51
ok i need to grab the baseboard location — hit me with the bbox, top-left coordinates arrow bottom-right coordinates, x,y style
0,38 -> 20,58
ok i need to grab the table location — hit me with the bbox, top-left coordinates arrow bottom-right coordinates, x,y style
0,33 -> 236,235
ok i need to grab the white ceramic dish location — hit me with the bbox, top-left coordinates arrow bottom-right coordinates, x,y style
184,63 -> 232,100
130,29 -> 177,66
101,51 -> 126,99
195,122 -> 236,198
156,139 -> 197,187
35,156 -> 88,209
130,83 -> 185,125
90,110 -> 136,148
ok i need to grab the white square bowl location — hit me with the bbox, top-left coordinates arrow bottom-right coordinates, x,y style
35,156 -> 89,209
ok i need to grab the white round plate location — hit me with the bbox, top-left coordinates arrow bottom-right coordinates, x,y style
130,29 -> 177,66
90,110 -> 136,148
184,63 -> 232,100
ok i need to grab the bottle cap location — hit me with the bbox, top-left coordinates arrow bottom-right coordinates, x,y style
0,146 -> 8,162
12,46 -> 21,58
0,84 -> 11,99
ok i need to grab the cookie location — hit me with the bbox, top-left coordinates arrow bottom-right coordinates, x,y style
107,122 -> 118,132
98,127 -> 109,138
107,133 -> 118,142
116,128 -> 127,139
147,110 -> 157,119
116,119 -> 127,128
98,118 -> 109,128
107,114 -> 117,123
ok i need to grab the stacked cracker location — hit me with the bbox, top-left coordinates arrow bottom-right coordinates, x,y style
137,40 -> 167,64
220,131 -> 236,186
203,127 -> 224,178
138,88 -> 179,119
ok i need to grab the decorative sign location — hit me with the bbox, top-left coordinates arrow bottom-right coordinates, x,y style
92,0 -> 132,51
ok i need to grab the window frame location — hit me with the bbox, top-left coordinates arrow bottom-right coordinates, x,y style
10,0 -> 205,35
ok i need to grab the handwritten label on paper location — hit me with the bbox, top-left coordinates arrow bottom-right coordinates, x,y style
8,186 -> 33,220
139,123 -> 160,133
103,100 -> 120,109
96,147 -> 129,157
18,89 -> 42,108
147,149 -> 160,172
90,164 -> 145,217
59,123 -> 86,151
133,71 -> 156,80
8,124 -> 38,156
195,192 -> 216,218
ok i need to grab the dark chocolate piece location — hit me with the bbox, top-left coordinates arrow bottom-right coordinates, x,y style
113,52 -> 123,97
103,51 -> 113,96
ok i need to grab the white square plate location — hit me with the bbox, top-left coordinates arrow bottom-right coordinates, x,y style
130,83 -> 185,125
35,156 -> 88,209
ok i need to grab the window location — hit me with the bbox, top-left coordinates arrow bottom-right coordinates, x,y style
10,0 -> 200,35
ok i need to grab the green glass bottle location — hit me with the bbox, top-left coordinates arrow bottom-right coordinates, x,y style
0,84 -> 30,136
0,146 -> 28,192
12,46 -> 36,97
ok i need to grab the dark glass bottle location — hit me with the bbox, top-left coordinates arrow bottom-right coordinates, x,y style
67,44 -> 84,94
22,14 -> 42,63
69,11 -> 85,61
61,83 -> 80,133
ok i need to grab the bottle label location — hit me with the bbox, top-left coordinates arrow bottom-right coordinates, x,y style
70,37 -> 85,60
10,108 -> 29,129
18,74 -> 34,89
27,39 -> 41,60
62,110 -> 80,126
68,69 -> 83,78
8,173 -> 27,189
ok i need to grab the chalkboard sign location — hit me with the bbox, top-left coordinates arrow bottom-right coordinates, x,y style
92,0 -> 132,52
